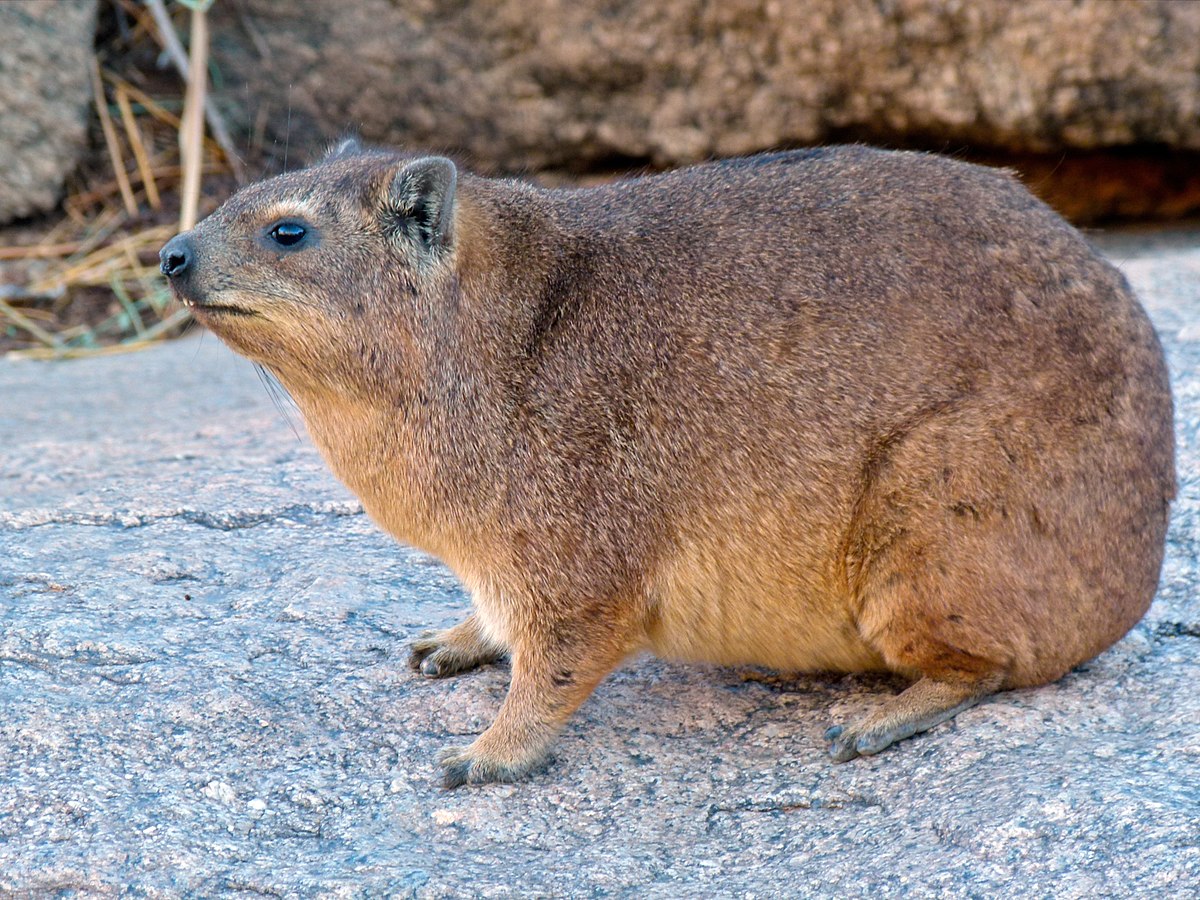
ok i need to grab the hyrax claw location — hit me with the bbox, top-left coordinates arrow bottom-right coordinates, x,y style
438,743 -> 545,789
406,616 -> 504,679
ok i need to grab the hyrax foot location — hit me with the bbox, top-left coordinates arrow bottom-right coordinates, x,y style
434,627 -> 634,788
438,741 -> 549,789
407,614 -> 504,678
408,633 -> 488,677
826,675 -> 1001,762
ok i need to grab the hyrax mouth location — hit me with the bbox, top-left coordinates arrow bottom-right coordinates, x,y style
189,300 -> 258,318
167,288 -> 257,319
161,232 -> 258,318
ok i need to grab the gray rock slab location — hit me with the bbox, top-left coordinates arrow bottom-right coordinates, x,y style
2,229 -> 1199,896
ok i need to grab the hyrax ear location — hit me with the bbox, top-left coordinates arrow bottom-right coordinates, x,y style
383,156 -> 457,254
324,136 -> 363,161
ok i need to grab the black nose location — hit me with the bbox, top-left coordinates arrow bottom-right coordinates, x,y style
159,234 -> 194,279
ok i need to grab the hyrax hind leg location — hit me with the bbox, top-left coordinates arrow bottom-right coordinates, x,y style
831,472 -> 1022,760
408,613 -> 505,678
826,672 -> 1003,762
830,520 -> 1027,763
826,576 -> 1011,762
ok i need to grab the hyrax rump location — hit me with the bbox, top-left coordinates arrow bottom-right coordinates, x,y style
161,143 -> 1175,787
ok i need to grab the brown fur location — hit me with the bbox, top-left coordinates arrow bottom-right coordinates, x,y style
161,144 -> 1175,786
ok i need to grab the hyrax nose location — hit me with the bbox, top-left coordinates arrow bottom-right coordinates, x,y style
159,234 -> 195,279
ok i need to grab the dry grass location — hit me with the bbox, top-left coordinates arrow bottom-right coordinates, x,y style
0,0 -> 240,359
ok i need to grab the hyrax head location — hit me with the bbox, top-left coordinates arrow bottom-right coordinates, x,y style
159,142 -> 459,390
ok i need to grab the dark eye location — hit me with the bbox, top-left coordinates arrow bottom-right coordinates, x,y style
269,221 -> 308,248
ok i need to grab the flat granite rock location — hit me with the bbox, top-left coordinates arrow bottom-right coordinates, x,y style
1,230 -> 1198,896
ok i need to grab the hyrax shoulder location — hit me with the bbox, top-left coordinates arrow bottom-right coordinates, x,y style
163,143 -> 1175,785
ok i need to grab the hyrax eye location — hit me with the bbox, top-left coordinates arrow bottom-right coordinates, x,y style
268,221 -> 308,248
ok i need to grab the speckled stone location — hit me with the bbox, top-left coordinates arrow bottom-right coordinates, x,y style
0,0 -> 97,224
1,228 -> 1197,896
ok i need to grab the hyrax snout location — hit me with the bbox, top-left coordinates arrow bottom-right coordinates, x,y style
163,142 -> 1175,786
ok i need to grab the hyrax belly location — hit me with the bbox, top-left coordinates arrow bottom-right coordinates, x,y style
646,524 -> 888,674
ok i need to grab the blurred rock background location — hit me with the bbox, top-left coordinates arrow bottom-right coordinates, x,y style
209,0 -> 1200,222
1,0 -> 1199,353
0,1 -> 98,224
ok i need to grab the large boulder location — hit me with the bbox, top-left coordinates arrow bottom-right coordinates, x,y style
0,1 -> 98,225
210,0 -> 1200,172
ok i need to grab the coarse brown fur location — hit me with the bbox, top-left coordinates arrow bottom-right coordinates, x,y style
161,143 -> 1176,786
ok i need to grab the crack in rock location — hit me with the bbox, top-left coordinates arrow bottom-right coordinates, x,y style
1154,621 -> 1200,640
0,501 -> 363,532
0,574 -> 73,595
708,791 -> 888,817
0,646 -> 158,670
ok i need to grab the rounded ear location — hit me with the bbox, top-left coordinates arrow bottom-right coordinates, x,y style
383,156 -> 457,253
324,136 -> 363,162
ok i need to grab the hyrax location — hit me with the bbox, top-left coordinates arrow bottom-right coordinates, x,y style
162,143 -> 1175,787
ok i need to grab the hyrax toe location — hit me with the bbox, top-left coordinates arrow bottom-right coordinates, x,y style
438,743 -> 546,789
824,720 -> 906,762
824,724 -> 866,763
407,617 -> 504,679
407,631 -> 441,668
408,639 -> 473,678
826,675 -> 1001,763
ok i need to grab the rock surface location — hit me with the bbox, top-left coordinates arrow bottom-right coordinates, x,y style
0,0 -> 98,225
211,0 -> 1200,172
2,229 -> 1199,894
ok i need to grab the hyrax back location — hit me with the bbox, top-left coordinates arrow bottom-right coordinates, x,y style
162,144 -> 1175,784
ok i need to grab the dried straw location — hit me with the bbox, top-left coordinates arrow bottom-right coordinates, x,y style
90,57 -> 138,216
115,83 -> 161,210
144,0 -> 244,182
178,4 -> 209,231
0,0 -> 241,358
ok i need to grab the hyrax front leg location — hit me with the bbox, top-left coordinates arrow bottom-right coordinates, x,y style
408,613 -> 505,678
439,632 -> 632,788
